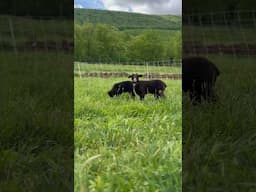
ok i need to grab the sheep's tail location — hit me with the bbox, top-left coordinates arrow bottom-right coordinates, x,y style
163,82 -> 167,89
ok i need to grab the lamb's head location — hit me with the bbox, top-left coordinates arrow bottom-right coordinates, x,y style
108,84 -> 122,97
128,74 -> 143,83
108,85 -> 117,97
108,90 -> 114,97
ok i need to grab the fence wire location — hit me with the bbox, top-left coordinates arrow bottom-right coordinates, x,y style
74,59 -> 181,80
0,15 -> 73,54
183,10 -> 256,58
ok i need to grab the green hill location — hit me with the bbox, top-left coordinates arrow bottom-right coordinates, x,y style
74,8 -> 181,30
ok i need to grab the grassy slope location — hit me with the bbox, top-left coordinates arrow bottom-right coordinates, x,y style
74,9 -> 181,30
75,77 -> 181,192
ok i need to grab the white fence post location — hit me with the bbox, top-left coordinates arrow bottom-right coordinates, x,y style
146,61 -> 149,79
8,16 -> 17,55
77,62 -> 82,79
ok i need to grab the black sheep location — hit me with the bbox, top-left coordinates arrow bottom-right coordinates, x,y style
128,74 -> 167,100
182,56 -> 220,104
108,81 -> 135,98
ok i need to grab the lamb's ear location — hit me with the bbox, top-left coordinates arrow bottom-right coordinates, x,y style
138,74 -> 143,77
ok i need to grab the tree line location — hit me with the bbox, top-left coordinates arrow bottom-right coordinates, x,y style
75,23 -> 181,63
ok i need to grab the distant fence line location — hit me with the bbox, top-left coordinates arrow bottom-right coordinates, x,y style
183,10 -> 256,57
76,59 -> 182,66
74,60 -> 181,79
183,42 -> 256,56
183,10 -> 256,26
0,15 -> 73,53
74,72 -> 181,79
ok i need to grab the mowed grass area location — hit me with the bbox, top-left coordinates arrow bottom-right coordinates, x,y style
183,55 -> 256,191
74,62 -> 181,75
75,77 -> 181,192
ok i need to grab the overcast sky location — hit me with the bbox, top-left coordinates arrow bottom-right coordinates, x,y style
74,0 -> 181,15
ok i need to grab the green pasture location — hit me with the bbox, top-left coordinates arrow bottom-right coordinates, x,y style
0,51 -> 73,191
183,55 -> 256,191
75,77 -> 182,192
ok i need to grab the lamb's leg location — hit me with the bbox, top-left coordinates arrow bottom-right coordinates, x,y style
154,93 -> 159,99
210,87 -> 218,102
203,82 -> 213,102
194,92 -> 201,105
190,84 -> 201,105
155,89 -> 164,99
191,93 -> 201,105
202,82 -> 208,101
137,89 -> 145,100
189,91 -> 195,104
209,82 -> 218,103
140,94 -> 145,100
130,91 -> 136,99
158,90 -> 165,98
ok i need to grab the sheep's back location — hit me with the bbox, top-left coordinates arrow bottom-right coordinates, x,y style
135,80 -> 166,92
113,81 -> 133,91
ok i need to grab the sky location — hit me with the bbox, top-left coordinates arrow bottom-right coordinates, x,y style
74,0 -> 181,15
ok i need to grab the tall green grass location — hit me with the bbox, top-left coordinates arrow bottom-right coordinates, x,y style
75,77 -> 182,192
183,55 -> 256,191
0,51 -> 73,191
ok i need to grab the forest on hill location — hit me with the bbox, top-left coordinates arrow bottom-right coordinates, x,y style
74,9 -> 181,30
74,9 -> 181,63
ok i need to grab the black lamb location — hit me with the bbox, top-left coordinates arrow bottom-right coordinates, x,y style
182,56 -> 220,105
128,74 -> 167,100
108,81 -> 135,98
